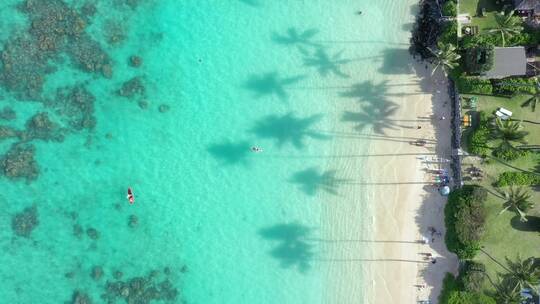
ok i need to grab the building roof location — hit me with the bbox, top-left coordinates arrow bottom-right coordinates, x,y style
514,0 -> 540,12
484,47 -> 527,79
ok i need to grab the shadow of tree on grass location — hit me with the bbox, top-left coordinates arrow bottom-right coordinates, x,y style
510,215 -> 540,232
251,112 -> 330,149
259,222 -> 315,272
290,167 -> 350,195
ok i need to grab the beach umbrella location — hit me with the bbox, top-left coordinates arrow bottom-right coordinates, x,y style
440,186 -> 450,196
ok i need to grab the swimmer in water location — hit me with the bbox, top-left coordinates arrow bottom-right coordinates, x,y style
251,146 -> 263,153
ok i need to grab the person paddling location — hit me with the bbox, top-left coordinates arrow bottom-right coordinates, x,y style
127,187 -> 135,204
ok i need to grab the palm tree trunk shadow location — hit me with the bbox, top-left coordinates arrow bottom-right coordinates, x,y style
307,238 -> 423,244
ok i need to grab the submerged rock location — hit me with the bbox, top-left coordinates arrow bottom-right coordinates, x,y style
91,266 -> 103,280
101,274 -> 179,303
138,100 -> 149,109
117,77 -> 145,98
73,224 -> 83,239
22,112 -> 63,142
71,290 -> 92,304
11,205 -> 39,237
86,227 -> 100,240
1,143 -> 39,181
113,271 -> 123,280
103,20 -> 126,45
49,85 -> 96,131
128,215 -> 138,228
129,55 -> 142,67
158,104 -> 170,113
0,125 -> 19,140
0,107 -> 16,120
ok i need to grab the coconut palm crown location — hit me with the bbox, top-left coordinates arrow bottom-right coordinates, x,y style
488,11 -> 524,47
428,42 -> 461,75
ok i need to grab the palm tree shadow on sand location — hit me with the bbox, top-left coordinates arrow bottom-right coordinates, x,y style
243,72 -> 305,101
290,167 -> 350,195
251,112 -> 331,149
207,140 -> 252,165
271,27 -> 321,48
258,222 -> 315,272
302,48 -> 352,78
340,80 -> 390,104
342,100 -> 404,135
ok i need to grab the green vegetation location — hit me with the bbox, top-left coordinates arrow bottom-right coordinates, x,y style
443,1 -> 457,17
492,77 -> 537,96
500,187 -> 534,222
464,45 -> 494,74
456,77 -> 492,95
460,261 -> 486,292
439,273 -> 460,304
445,186 -> 487,259
488,11 -> 523,47
497,172 -> 540,187
430,42 -> 461,75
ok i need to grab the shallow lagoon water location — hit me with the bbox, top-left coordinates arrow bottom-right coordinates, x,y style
0,0 -> 417,303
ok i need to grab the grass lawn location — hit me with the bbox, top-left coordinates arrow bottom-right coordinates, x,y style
459,0 -> 503,33
459,93 -> 540,292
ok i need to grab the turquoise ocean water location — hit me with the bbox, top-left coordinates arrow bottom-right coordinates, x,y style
0,1 -> 417,303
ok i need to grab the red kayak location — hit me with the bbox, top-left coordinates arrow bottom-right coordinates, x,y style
127,188 -> 135,204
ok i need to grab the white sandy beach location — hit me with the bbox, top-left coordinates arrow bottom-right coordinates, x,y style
319,61 -> 459,303
366,65 -> 459,304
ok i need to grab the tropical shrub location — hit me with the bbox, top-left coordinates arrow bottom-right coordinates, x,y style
497,171 -> 540,186
459,261 -> 486,292
447,291 -> 496,304
439,21 -> 458,45
467,111 -> 490,156
442,1 -> 457,17
457,77 -> 493,95
493,77 -> 537,96
439,273 -> 460,304
445,186 -> 487,259
492,142 -> 529,161
461,35 -> 498,48
464,45 -> 494,74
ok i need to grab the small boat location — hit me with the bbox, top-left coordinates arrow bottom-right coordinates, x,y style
127,188 -> 135,204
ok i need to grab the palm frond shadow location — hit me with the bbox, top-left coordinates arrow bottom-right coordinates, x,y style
258,222 -> 315,273
251,112 -> 331,149
244,72 -> 306,101
290,167 -> 350,195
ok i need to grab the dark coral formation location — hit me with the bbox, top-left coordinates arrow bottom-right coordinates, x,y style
71,290 -> 92,304
101,274 -> 178,303
103,20 -> 127,45
0,125 -> 19,141
86,227 -> 100,240
91,266 -> 103,281
129,55 -> 142,67
21,112 -> 64,142
73,224 -> 83,239
48,85 -> 96,131
117,77 -> 145,98
128,214 -> 138,228
11,205 -> 39,237
158,104 -> 170,113
0,106 -> 16,120
138,100 -> 149,109
0,0 -> 111,100
1,143 -> 39,181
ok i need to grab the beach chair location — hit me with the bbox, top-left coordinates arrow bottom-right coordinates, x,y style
495,110 -> 509,120
499,107 -> 512,117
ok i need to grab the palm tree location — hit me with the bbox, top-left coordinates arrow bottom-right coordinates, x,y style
499,187 -> 534,222
521,86 -> 540,112
488,11 -> 524,47
505,255 -> 540,293
428,42 -> 461,75
491,118 -> 528,146
496,277 -> 524,304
